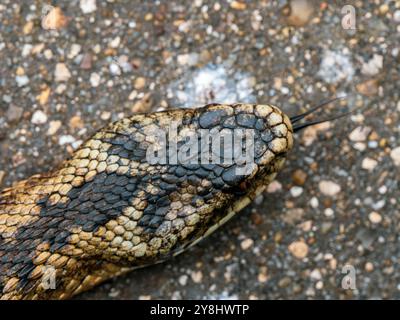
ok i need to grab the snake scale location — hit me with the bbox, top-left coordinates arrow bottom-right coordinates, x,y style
0,102 -> 328,299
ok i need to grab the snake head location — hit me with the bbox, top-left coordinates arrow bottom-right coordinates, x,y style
110,103 -> 295,262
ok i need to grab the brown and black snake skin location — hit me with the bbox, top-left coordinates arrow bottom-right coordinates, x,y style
0,103 -> 294,299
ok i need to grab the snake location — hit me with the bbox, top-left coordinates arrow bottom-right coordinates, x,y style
0,101 -> 347,299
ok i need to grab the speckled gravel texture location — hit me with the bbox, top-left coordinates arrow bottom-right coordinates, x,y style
0,0 -> 399,299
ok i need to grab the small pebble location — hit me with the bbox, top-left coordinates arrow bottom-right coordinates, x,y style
109,36 -> 121,48
80,0 -> 97,14
59,135 -> 76,145
23,21 -> 34,34
361,157 -> 377,171
6,105 -> 23,123
230,1 -> 247,10
240,238 -> 254,250
178,275 -> 188,286
292,169 -> 307,185
365,262 -> 374,272
90,73 -> 101,87
31,110 -> 48,124
68,44 -> 81,59
258,266 -> 268,283
101,111 -> 111,120
278,277 -> 291,288
356,79 -> 379,96
310,197 -> 319,208
16,75 -> 29,87
54,63 -> 71,82
369,211 -> 382,224
361,54 -> 383,76
38,87 -> 51,106
134,77 -> 146,90
318,180 -> 341,197
390,146 -> 400,166
41,6 -> 68,30
267,180 -> 282,193
47,120 -> 62,135
80,53 -> 93,69
324,208 -> 334,217
288,240 -> 309,259
290,186 -> 303,198
191,270 -> 203,283
285,0 -> 314,27
315,281 -> 323,290
108,289 -> 120,298
109,63 -> 121,75
310,269 -> 322,280
69,116 -> 84,130
378,185 -> 387,195
349,126 -> 371,142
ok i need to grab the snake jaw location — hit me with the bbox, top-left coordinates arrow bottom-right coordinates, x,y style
0,103 -> 294,299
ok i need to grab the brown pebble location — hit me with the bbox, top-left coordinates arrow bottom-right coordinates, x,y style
37,87 -> 51,106
288,240 -> 309,259
23,21 -> 34,34
41,7 -> 68,30
134,77 -> 146,90
230,1 -> 247,10
69,116 -> 84,130
250,212 -> 263,225
284,0 -> 314,27
356,79 -> 379,96
292,169 -> 307,185
80,53 -> 93,70
6,105 -> 23,123
131,93 -> 152,113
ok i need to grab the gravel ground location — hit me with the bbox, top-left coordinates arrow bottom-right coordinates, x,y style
0,0 -> 399,299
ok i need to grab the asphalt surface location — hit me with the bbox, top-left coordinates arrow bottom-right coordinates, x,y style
0,0 -> 399,299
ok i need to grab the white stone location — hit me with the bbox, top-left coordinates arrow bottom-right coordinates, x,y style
191,270 -> 203,283
54,63 -> 71,82
68,44 -> 81,59
31,110 -> 48,124
240,238 -> 254,250
290,186 -> 303,197
109,63 -> 121,75
16,75 -> 29,87
267,180 -> 282,193
310,269 -> 322,280
177,53 -> 199,66
44,49 -> 53,59
178,275 -> 188,286
349,126 -> 371,142
22,44 -> 33,57
394,10 -> 400,22
369,211 -> 382,224
378,185 -> 387,194
361,157 -> 378,171
109,36 -> 121,48
353,142 -> 366,151
324,208 -> 334,217
90,72 -> 101,87
59,135 -> 76,145
390,146 -> 400,166
47,120 -> 62,135
319,180 -> 341,197
80,0 -> 97,14
310,197 -> 319,208
361,54 -> 383,76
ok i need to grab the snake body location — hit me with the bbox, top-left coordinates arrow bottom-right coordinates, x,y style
0,103 -> 293,299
